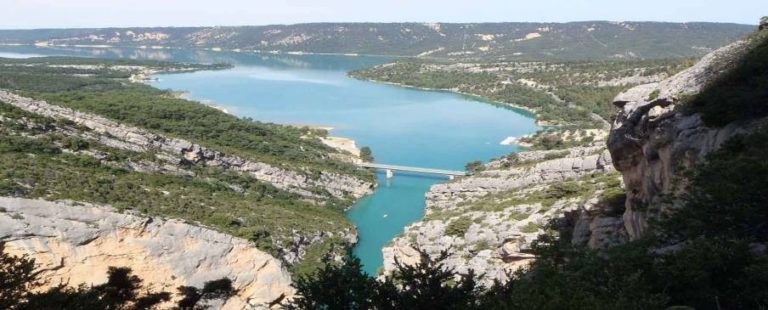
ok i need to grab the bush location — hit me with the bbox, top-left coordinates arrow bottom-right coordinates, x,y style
360,146 -> 374,162
465,160 -> 485,174
445,216 -> 473,237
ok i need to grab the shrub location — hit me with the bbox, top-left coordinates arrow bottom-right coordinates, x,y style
445,216 -> 473,237
360,146 -> 374,162
465,160 -> 485,174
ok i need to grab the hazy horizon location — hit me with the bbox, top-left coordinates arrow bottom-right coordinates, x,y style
0,20 -> 758,31
1,0 -> 763,29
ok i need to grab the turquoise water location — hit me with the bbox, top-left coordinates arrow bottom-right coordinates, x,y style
0,46 -> 539,275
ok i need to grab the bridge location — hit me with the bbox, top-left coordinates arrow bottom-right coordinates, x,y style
357,162 -> 467,179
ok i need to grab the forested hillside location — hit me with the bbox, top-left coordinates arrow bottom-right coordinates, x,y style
0,57 -> 373,274
0,22 -> 753,60
351,57 -> 693,150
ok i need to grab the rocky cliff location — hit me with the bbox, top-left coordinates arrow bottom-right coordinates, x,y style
382,144 -> 620,285
607,38 -> 760,240
380,31 -> 767,284
0,197 -> 294,309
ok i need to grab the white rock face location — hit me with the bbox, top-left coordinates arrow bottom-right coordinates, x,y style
0,197 -> 294,309
0,90 -> 373,201
607,39 -> 758,239
427,146 -> 613,210
383,145 -> 619,286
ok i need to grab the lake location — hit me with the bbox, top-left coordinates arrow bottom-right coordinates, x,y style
0,45 -> 539,275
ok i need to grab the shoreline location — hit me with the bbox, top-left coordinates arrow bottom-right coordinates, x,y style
162,87 -> 362,161
349,76 -> 543,122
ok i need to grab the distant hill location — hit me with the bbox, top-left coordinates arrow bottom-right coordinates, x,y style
0,22 -> 753,60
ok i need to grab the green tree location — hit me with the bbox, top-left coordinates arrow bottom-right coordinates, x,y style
360,146 -> 374,162
465,160 -> 484,174
286,256 -> 381,310
0,244 -> 37,309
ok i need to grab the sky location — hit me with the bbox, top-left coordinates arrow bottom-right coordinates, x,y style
0,0 -> 763,29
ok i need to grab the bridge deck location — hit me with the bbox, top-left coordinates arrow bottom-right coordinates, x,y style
357,162 -> 467,176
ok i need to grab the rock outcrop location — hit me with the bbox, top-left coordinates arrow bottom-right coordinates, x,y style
0,197 -> 294,309
382,144 -> 619,285
426,145 -> 612,210
607,39 -> 758,239
0,90 -> 373,201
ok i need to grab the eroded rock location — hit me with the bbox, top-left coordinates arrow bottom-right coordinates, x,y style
607,39 -> 757,239
0,197 -> 294,309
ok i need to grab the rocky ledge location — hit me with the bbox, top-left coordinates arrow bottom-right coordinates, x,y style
0,197 -> 294,309
607,38 -> 759,239
383,144 -> 620,285
0,90 -> 373,202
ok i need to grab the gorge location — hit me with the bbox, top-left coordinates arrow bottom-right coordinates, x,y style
1,19 -> 766,309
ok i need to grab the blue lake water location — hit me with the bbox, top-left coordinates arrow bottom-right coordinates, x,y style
0,46 -> 539,274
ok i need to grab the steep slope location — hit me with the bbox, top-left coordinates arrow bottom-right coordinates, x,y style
0,22 -> 753,60
608,28 -> 768,239
0,57 -> 374,274
382,23 -> 768,287
382,143 -> 620,285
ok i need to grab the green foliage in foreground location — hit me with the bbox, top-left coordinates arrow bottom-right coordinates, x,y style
0,244 -> 234,309
287,251 -> 481,310
288,125 -> 768,309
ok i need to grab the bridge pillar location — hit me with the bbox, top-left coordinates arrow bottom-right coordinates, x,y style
386,169 -> 393,179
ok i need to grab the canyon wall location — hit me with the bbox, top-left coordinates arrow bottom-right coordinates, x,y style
607,39 -> 758,239
0,197 -> 294,309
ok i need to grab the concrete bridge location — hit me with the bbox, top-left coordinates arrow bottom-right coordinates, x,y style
357,162 -> 467,179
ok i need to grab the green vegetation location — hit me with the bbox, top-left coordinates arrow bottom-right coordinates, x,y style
0,125 -> 353,256
351,58 -> 692,145
520,222 -> 540,233
464,160 -> 485,174
686,29 -> 768,126
286,123 -> 768,310
0,57 -> 372,182
360,146 -> 374,162
431,172 -> 622,221
287,251 -> 483,309
647,89 -> 660,101
444,216 -> 473,237
0,57 -> 373,273
0,245 -> 234,309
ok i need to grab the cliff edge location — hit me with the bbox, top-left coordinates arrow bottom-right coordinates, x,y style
0,197 -> 294,309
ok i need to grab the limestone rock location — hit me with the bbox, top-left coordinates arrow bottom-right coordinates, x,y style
0,197 -> 294,309
383,146 -> 617,286
607,39 -> 759,240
